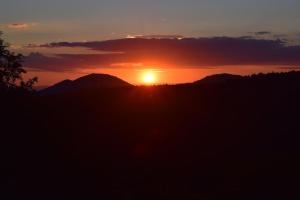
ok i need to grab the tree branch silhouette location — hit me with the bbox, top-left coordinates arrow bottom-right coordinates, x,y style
0,31 -> 37,91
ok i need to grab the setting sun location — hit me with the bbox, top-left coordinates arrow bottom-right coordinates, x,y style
142,71 -> 156,85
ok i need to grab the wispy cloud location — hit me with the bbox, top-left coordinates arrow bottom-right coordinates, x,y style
8,22 -> 38,29
126,34 -> 184,39
254,31 -> 272,36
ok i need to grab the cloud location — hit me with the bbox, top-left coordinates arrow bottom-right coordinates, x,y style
24,37 -> 300,72
254,31 -> 272,36
8,22 -> 38,29
126,34 -> 184,39
24,52 -> 131,72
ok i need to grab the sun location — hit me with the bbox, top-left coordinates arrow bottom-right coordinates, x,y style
142,71 -> 156,85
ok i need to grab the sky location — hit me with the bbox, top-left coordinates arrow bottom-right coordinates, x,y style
1,0 -> 300,86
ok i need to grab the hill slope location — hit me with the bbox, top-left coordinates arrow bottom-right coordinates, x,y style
41,73 -> 132,94
194,73 -> 243,84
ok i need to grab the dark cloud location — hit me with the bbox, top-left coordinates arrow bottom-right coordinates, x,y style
238,36 -> 254,39
24,52 -> 130,72
254,31 -> 272,35
25,37 -> 300,71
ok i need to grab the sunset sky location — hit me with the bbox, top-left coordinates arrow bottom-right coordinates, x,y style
1,0 -> 300,86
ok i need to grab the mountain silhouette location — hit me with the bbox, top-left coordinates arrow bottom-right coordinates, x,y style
40,79 -> 73,94
194,73 -> 243,85
43,73 -> 244,94
41,73 -> 132,94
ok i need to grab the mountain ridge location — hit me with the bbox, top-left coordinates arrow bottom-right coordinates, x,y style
41,71 -> 300,94
41,73 -> 132,94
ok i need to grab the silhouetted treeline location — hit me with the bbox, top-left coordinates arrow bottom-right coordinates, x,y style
1,71 -> 300,200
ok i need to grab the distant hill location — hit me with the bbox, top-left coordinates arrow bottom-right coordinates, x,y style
41,79 -> 73,94
41,73 -> 132,94
194,73 -> 243,85
41,71 -> 300,94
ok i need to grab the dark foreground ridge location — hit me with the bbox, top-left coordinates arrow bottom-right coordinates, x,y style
2,71 -> 300,200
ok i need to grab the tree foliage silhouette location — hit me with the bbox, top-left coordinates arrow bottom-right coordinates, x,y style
0,32 -> 37,91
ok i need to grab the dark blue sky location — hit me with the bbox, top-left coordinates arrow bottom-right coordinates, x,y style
1,0 -> 300,44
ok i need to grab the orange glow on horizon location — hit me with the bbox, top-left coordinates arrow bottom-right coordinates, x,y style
24,65 -> 297,88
